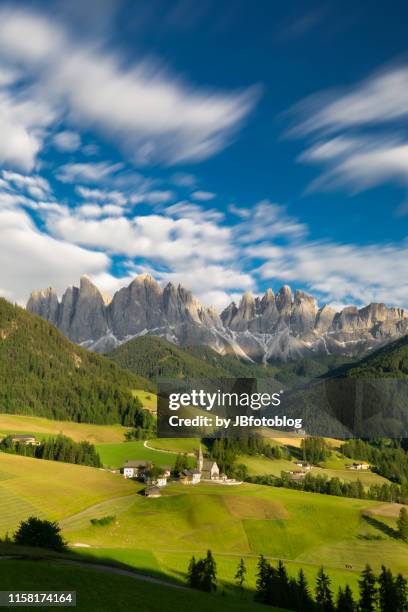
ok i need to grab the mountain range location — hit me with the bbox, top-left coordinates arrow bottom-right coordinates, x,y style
27,274 -> 408,362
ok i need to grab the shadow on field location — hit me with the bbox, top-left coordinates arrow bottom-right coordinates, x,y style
362,513 -> 399,539
0,542 -> 259,604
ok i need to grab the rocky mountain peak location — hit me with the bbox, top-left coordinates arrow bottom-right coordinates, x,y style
27,275 -> 408,362
276,285 -> 292,311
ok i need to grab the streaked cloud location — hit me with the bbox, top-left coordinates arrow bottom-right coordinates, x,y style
0,7 -> 259,167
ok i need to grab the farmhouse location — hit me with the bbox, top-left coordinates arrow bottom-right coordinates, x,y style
294,461 -> 311,471
284,469 -> 306,481
123,460 -> 152,479
155,475 -> 168,487
180,469 -> 201,485
347,462 -> 370,471
10,434 -> 37,445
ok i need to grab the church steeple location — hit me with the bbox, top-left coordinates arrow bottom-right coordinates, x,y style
197,444 -> 203,473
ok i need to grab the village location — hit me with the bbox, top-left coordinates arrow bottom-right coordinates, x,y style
122,445 -> 238,497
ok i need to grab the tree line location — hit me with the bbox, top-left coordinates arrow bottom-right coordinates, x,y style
0,434 -> 101,467
247,470 -> 408,505
186,552 -> 408,611
340,439 -> 408,484
206,435 -> 289,476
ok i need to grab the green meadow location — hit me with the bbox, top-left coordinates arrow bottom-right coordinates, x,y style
96,440 -> 178,469
0,451 -> 406,603
0,413 -> 129,444
0,559 -> 270,612
59,480 -> 408,591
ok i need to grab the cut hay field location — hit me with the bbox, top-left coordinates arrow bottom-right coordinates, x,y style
0,454 -> 135,534
0,414 -> 129,444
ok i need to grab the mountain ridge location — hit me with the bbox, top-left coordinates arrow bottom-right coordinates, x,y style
27,274 -> 408,362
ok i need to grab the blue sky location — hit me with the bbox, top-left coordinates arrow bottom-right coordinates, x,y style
1,0 -> 408,311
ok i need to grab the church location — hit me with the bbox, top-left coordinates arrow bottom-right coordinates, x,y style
197,444 -> 219,480
180,445 -> 220,485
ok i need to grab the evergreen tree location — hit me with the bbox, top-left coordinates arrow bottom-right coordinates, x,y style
359,564 -> 377,612
234,558 -> 246,590
336,584 -> 355,612
379,565 -> 398,611
397,507 -> 408,542
275,559 -> 290,609
201,550 -> 217,592
395,573 -> 408,612
187,555 -> 200,589
315,567 -> 334,612
255,555 -> 271,604
296,568 -> 314,611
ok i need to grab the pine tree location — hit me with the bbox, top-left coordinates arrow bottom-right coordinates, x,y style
315,567 -> 334,612
397,507 -> 408,542
359,564 -> 377,612
255,555 -> 271,604
336,584 -> 355,612
201,550 -> 217,592
296,568 -> 314,611
275,560 -> 290,609
395,573 -> 408,612
234,558 -> 246,590
187,555 -> 199,589
379,565 -> 398,612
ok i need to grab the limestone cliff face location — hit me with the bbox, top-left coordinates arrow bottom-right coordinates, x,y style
27,275 -> 408,361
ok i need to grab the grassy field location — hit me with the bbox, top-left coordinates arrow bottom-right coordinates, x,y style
239,452 -> 390,486
96,440 -> 188,469
0,454 -> 135,534
0,453 -> 406,601
132,390 -> 157,412
146,438 -> 200,454
61,480 -> 408,589
0,559 -> 269,612
0,414 -> 129,444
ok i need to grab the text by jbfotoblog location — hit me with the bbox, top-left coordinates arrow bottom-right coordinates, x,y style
168,415 -> 303,429
168,389 -> 282,411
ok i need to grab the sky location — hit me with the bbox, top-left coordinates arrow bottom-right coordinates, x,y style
1,0 -> 408,311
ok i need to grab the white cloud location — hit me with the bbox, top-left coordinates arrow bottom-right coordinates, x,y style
290,63 -> 408,201
253,236 -> 408,308
234,200 -> 307,243
76,186 -> 127,206
56,161 -> 124,183
0,8 -> 259,166
291,66 -> 408,136
0,207 -> 109,304
2,170 -> 51,199
171,172 -> 196,187
130,190 -> 175,205
47,209 -> 234,265
77,203 -> 124,218
192,190 -> 216,201
0,89 -> 55,171
53,130 -> 81,151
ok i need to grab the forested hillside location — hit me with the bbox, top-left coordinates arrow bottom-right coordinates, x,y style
107,336 -> 239,380
345,335 -> 408,378
0,299 -> 152,425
